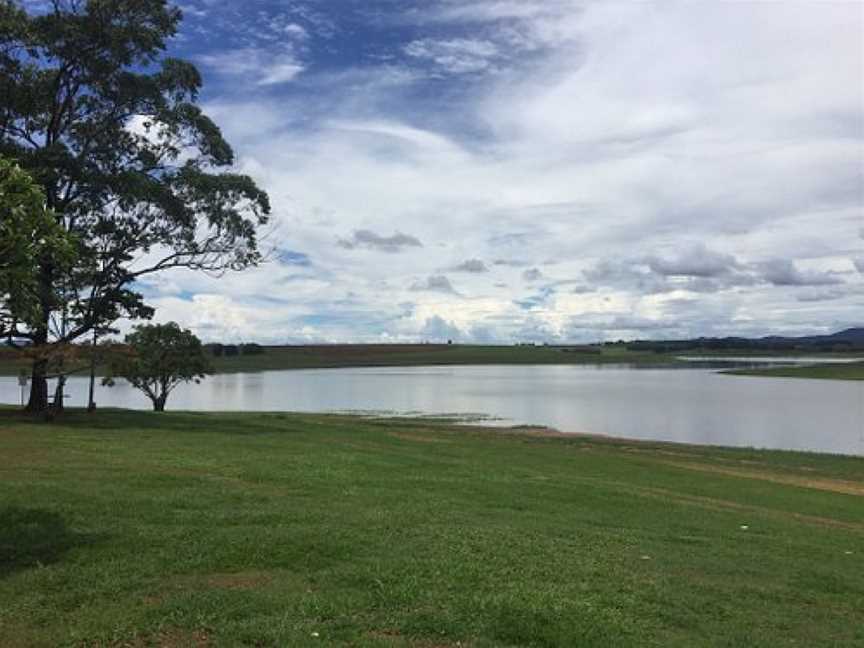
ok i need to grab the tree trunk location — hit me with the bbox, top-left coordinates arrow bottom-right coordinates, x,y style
25,293 -> 52,414
25,358 -> 49,413
52,376 -> 66,413
153,394 -> 167,412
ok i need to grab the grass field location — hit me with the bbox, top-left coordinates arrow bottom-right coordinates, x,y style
204,344 -> 671,373
0,344 -> 675,377
3,344 -> 863,380
1,409 -> 862,647
726,361 -> 864,381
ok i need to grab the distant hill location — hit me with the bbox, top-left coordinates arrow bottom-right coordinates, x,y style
626,327 -> 864,353
824,328 -> 864,343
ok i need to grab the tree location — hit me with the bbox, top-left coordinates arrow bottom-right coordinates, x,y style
0,156 -> 74,337
0,1 -> 271,412
107,322 -> 209,411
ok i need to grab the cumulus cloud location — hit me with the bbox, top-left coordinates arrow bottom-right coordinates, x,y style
494,259 -> 531,268
131,1 -> 864,343
759,259 -> 845,287
452,259 -> 489,273
410,275 -> 458,294
420,315 -> 463,342
647,244 -> 740,278
337,230 -> 423,253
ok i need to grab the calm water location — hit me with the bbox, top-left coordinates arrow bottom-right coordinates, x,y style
2,365 -> 862,455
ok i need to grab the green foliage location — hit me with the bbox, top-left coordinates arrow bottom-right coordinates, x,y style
0,0 -> 270,408
107,321 -> 210,411
0,155 -> 74,333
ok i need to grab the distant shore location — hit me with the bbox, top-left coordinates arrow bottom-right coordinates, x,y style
1,343 -> 863,380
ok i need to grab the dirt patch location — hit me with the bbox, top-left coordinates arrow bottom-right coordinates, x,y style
144,571 -> 275,607
166,570 -> 273,592
660,461 -> 864,497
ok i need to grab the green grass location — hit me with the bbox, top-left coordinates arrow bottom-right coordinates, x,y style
4,344 -> 863,379
726,362 -> 864,381
205,344 -> 675,373
0,344 -> 677,377
1,409 -> 862,647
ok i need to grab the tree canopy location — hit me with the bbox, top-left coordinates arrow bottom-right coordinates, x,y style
0,155 -> 74,337
0,0 -> 271,410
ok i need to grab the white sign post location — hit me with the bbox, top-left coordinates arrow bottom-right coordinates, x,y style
18,371 -> 28,406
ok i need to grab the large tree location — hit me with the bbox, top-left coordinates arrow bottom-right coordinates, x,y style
0,0 -> 270,411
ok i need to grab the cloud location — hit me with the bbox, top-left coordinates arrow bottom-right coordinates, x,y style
420,315 -> 463,342
198,48 -> 304,86
759,259 -> 845,287
404,38 -> 500,74
797,288 -> 848,303
583,260 -> 672,295
452,259 -> 489,273
853,257 -> 864,273
337,230 -> 423,253
522,268 -> 543,282
494,259 -> 531,268
276,249 -> 312,267
410,275 -> 458,294
134,1 -> 864,344
647,244 -> 740,278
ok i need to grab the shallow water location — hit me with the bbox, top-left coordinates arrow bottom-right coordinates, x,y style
2,365 -> 862,456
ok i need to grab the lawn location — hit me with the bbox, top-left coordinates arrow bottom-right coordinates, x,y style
1,409 -> 862,647
726,361 -> 864,381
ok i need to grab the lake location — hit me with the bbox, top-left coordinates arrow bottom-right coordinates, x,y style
2,364 -> 862,456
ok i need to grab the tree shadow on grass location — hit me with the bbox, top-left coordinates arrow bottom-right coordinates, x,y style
0,507 -> 91,578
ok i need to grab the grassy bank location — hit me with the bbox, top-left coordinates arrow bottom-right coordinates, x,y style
4,344 -> 863,379
726,361 -> 864,381
1,409 -> 862,647
0,344 -> 676,377
208,344 -> 673,373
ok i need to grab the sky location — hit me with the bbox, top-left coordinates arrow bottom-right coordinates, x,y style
94,1 -> 864,342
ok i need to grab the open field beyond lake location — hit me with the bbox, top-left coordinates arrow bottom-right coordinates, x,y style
1,409 -> 862,647
0,344 -> 671,377
2,344 -> 864,380
726,362 -> 864,381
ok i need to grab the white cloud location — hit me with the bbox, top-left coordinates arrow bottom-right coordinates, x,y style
140,1 -> 863,343
404,38 -> 501,74
198,48 -> 304,86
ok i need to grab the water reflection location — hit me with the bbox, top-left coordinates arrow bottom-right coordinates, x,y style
1,365 -> 861,456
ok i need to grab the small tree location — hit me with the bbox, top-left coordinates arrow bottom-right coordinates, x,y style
108,322 -> 209,411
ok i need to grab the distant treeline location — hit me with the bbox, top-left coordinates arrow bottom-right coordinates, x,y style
624,328 -> 864,353
206,343 -> 265,357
